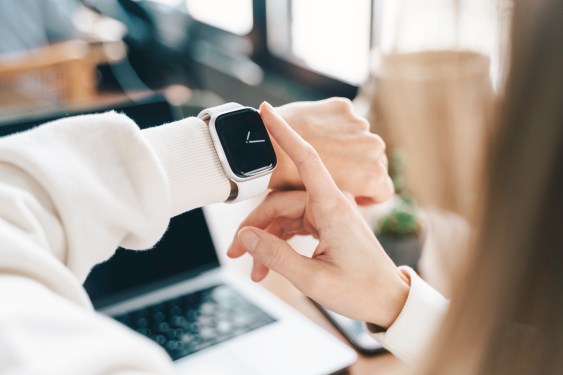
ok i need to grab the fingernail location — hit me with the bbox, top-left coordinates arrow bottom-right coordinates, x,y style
239,229 -> 259,253
226,244 -> 234,257
262,101 -> 274,111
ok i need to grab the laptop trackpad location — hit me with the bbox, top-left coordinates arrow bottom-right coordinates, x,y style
175,348 -> 257,375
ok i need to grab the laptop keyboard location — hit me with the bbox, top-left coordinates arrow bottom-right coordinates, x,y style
113,284 -> 277,360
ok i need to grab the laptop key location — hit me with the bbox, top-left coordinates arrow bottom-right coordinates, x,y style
185,309 -> 199,321
170,315 -> 186,327
153,334 -> 166,345
136,317 -> 148,328
113,284 -> 277,360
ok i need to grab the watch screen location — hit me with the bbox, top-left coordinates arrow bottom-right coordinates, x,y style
215,108 -> 277,178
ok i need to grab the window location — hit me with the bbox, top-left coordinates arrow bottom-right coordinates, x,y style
186,0 -> 253,35
181,0 -> 375,98
266,0 -> 372,85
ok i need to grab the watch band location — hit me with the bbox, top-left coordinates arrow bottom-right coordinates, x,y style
228,171 -> 271,202
198,103 -> 272,203
198,102 -> 243,123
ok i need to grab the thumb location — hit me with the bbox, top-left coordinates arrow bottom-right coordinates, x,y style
237,227 -> 312,283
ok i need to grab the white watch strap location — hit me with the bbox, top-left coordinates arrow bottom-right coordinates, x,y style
232,173 -> 270,202
198,103 -> 272,203
197,103 -> 244,122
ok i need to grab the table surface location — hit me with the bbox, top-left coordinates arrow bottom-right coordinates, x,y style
204,197 -> 402,375
260,271 -> 401,374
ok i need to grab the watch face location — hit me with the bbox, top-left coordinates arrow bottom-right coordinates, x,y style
215,108 -> 277,179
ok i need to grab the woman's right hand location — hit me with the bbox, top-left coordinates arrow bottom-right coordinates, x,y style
227,102 -> 410,329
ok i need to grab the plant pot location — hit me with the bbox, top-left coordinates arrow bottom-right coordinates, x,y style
377,233 -> 424,269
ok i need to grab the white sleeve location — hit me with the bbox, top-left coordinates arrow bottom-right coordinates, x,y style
0,112 -> 229,375
367,266 -> 449,363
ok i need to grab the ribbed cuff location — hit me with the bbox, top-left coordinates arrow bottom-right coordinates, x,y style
142,117 -> 230,217
367,266 -> 448,363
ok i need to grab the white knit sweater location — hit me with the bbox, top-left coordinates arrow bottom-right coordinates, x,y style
0,112 -> 446,374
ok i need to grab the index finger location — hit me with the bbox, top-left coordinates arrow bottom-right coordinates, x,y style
260,102 -> 340,199
227,190 -> 307,259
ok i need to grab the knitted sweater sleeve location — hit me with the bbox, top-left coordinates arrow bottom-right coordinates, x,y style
0,112 -> 229,374
367,266 -> 449,363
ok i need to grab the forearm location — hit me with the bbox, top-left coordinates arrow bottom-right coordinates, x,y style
0,112 -> 229,281
0,112 -> 229,374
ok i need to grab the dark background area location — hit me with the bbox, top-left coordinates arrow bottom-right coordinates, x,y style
81,0 -> 369,106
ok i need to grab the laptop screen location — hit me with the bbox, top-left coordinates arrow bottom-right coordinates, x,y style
0,97 -> 221,308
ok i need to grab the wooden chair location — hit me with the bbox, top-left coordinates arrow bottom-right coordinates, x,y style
0,39 -> 125,111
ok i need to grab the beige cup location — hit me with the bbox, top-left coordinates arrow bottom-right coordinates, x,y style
372,50 -> 494,219
356,0 -> 499,219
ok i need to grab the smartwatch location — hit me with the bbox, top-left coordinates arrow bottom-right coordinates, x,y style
198,103 -> 277,203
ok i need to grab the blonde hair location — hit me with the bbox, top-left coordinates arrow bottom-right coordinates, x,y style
421,0 -> 563,373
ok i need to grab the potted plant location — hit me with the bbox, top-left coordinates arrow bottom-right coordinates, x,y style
376,151 -> 424,268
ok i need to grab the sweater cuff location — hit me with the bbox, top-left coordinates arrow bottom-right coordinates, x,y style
367,266 -> 448,363
142,117 -> 230,217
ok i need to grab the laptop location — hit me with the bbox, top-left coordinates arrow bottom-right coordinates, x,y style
0,96 -> 357,374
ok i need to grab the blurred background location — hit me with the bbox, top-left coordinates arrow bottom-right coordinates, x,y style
0,0 -> 506,257
0,0 -> 503,110
0,0 -> 375,114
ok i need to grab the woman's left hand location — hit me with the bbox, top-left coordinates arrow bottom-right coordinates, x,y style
271,98 -> 394,205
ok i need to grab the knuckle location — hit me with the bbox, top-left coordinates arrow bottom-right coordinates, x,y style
265,191 -> 295,219
267,240 -> 287,270
298,144 -> 321,168
356,162 -> 381,188
380,153 -> 389,168
266,190 -> 282,201
367,133 -> 386,151
365,165 -> 385,185
366,173 -> 393,199
356,118 -> 371,131
264,191 -> 281,210
331,97 -> 354,111
264,190 -> 303,218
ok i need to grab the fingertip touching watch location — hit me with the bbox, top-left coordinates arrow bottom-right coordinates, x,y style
198,103 -> 277,203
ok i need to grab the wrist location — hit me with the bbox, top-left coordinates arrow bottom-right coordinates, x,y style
373,267 -> 411,329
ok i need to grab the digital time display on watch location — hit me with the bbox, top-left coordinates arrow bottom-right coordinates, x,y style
215,108 -> 277,179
